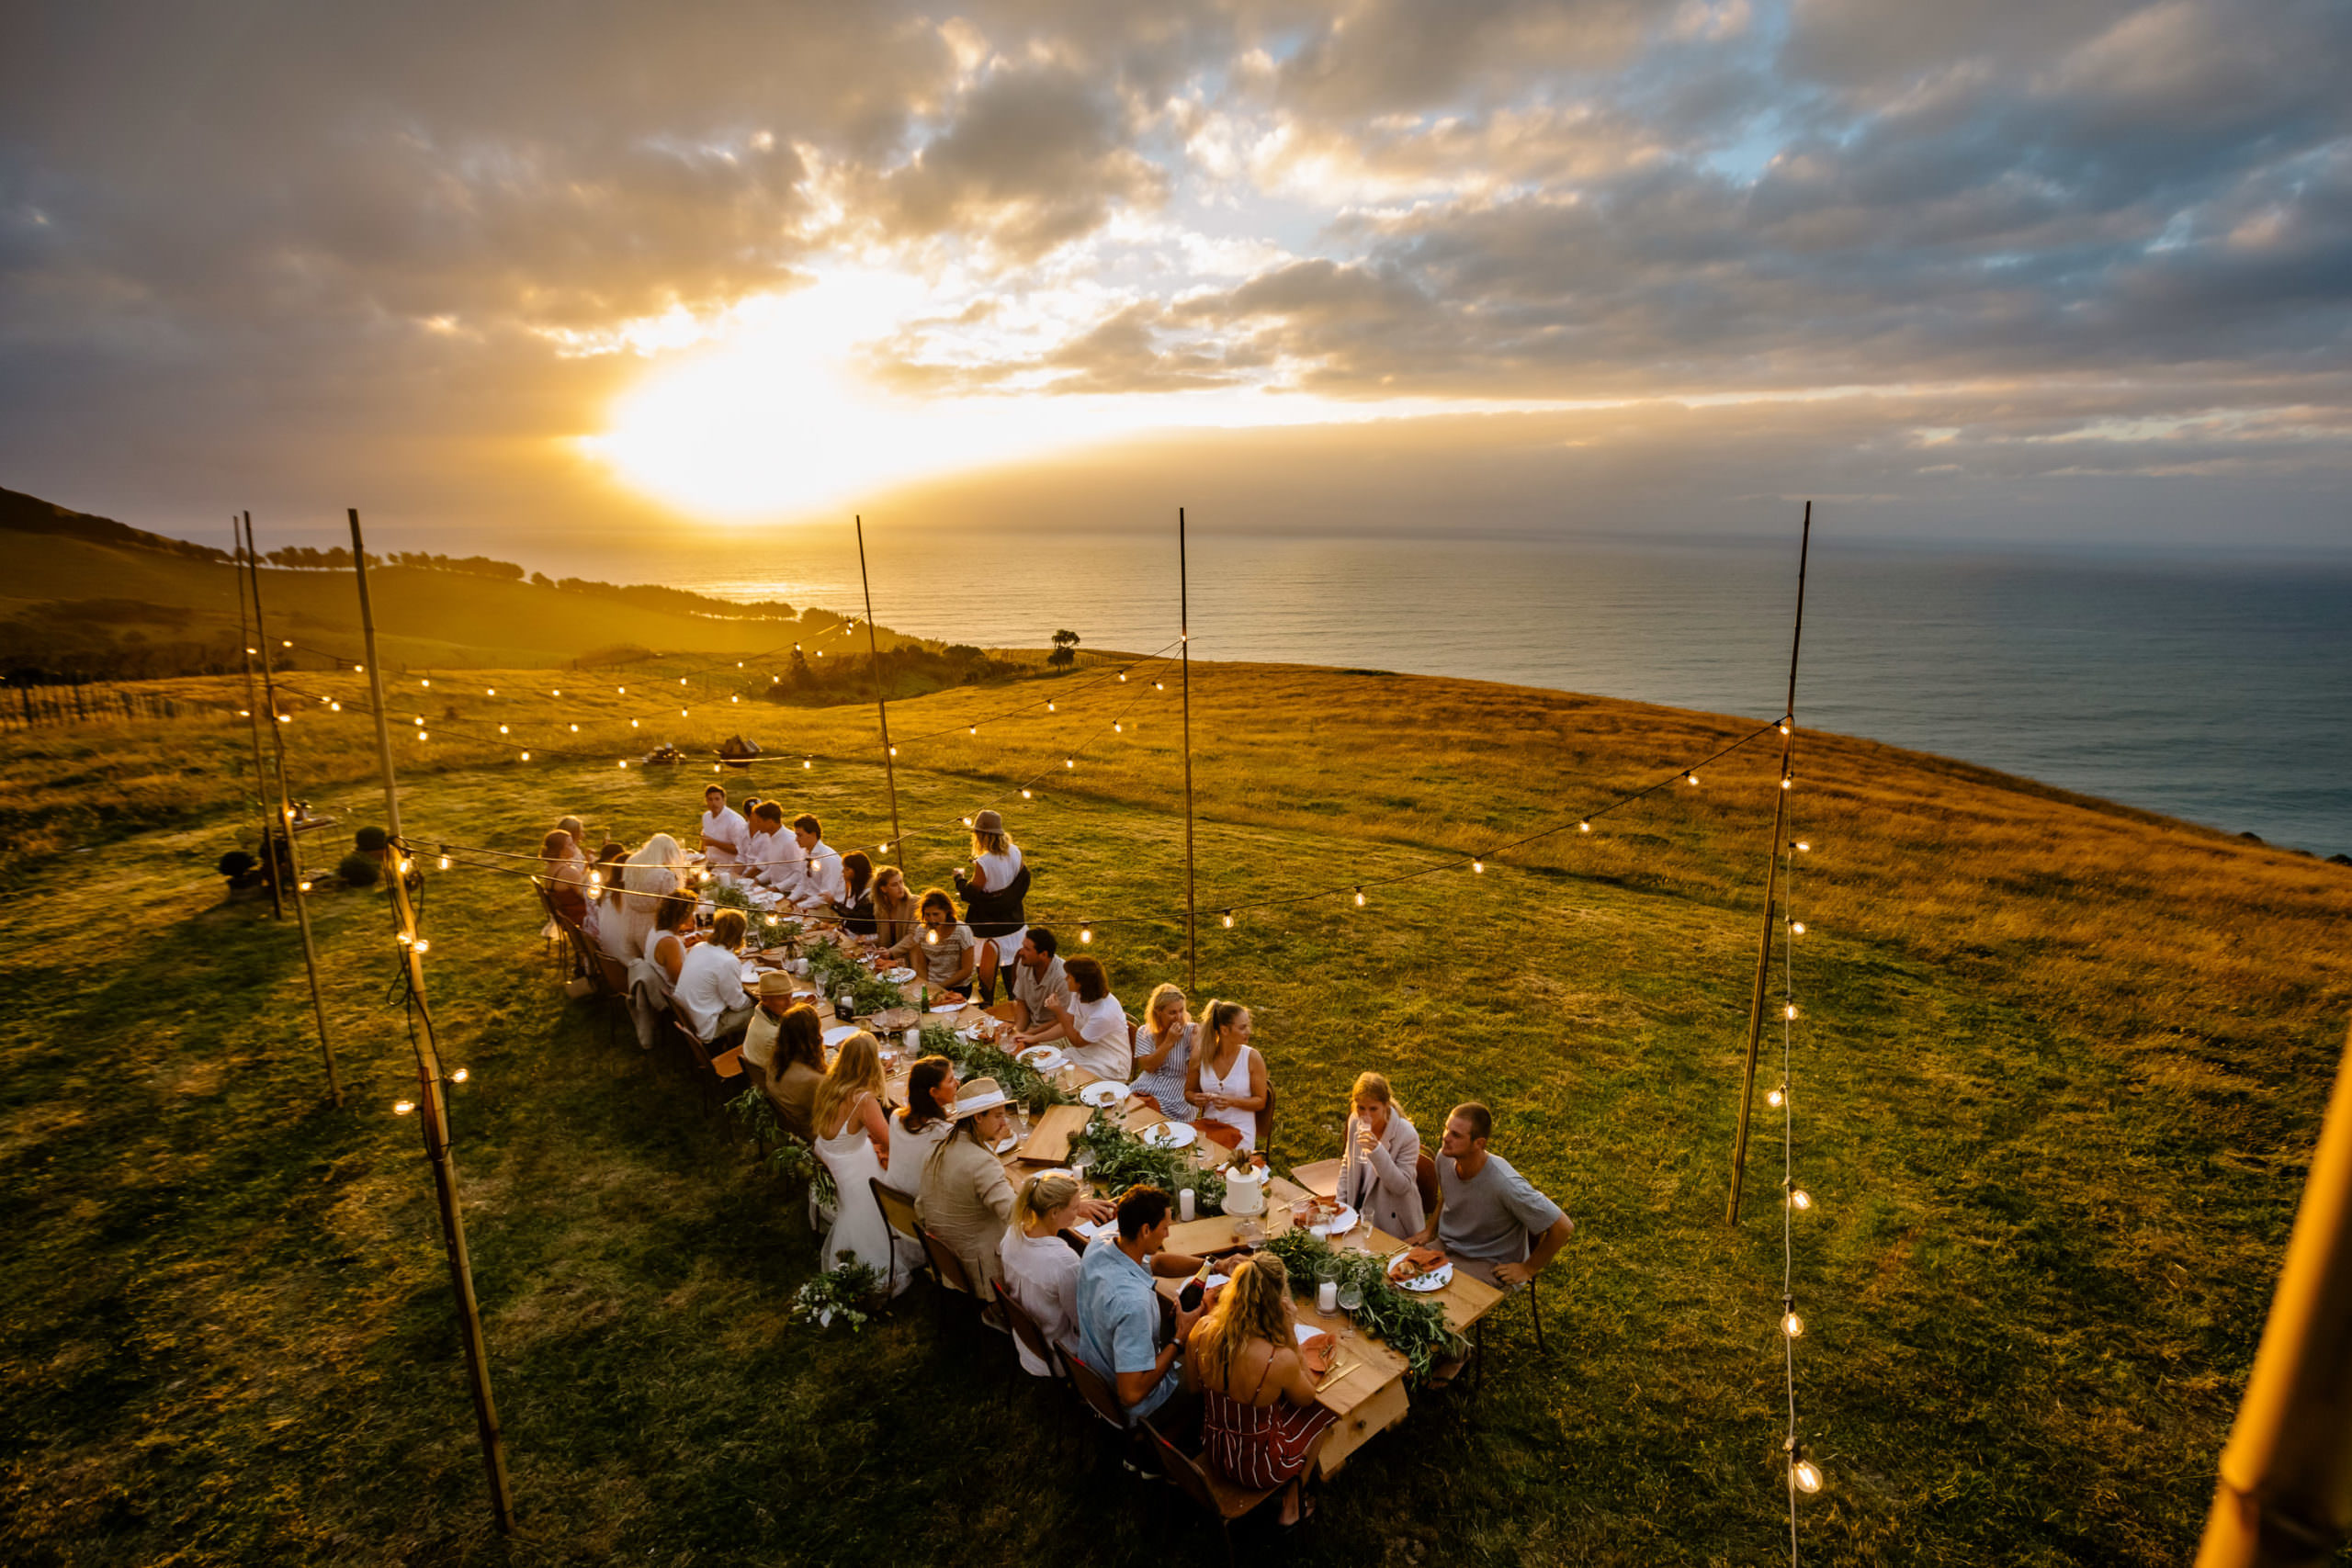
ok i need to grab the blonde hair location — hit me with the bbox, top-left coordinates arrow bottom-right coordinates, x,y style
871,871 -> 918,946
812,1032 -> 883,1136
1350,1071 -> 1401,1118
1190,1253 -> 1294,1389
1145,982 -> 1190,1036
970,828 -> 1013,861
1014,1172 -> 1081,1230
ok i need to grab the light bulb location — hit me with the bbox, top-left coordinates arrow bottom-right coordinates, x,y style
1119,673 -> 1127,682
393,1100 -> 414,1116
679,677 -> 686,686
553,689 -> 561,696
617,685 -> 625,694
968,726 -> 978,736
282,639 -> 292,648
680,709 -> 688,717
1578,820 -> 1591,833
1780,722 -> 1792,736
1796,840 -> 1812,852
1080,927 -> 1093,943
1354,888 -> 1366,907
413,716 -> 424,726
451,1067 -> 469,1083
499,725 -> 508,734
631,719 -> 639,728
1686,773 -> 1699,786
737,661 -> 743,668
413,939 -> 430,953
437,855 -> 451,871
1791,920 -> 1805,935
238,709 -> 250,717
417,732 -> 428,741
570,724 -> 579,732
1047,701 -> 1057,712
1793,1460 -> 1823,1494
1785,1003 -> 1799,1021
927,930 -> 939,944
888,746 -> 897,756
962,818 -> 973,828
730,695 -> 738,704
1473,859 -> 1484,874
617,760 -> 626,769
1065,759 -> 1074,769
1782,1312 -> 1804,1337
1113,722 -> 1122,733
330,701 -> 341,712
354,664 -> 363,673
487,688 -> 495,696
1790,1190 -> 1814,1212
398,859 -> 413,874
1155,682 -> 1164,690
1221,911 -> 1234,928
764,915 -> 777,926
1021,788 -> 1033,799
520,750 -> 530,761
803,758 -> 812,769
277,713 -> 289,723
422,678 -> 431,687
590,872 -> 603,886
1766,1086 -> 1785,1108
298,880 -> 312,893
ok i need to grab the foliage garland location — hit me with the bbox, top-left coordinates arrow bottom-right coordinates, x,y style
802,935 -> 906,1017
1068,1111 -> 1227,1214
917,1021 -> 1078,1111
1259,1228 -> 1466,1381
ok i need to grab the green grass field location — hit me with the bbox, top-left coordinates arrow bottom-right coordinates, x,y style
3,658 -> 2347,1565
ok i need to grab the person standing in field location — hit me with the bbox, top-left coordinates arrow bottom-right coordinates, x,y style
955,810 -> 1028,1005
1410,1100 -> 1574,1289
697,784 -> 748,872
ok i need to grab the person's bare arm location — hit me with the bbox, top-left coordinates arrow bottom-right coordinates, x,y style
1184,1051 -> 1210,1111
1132,1024 -> 1180,1074
862,1095 -> 893,1168
1493,1213 -> 1575,1287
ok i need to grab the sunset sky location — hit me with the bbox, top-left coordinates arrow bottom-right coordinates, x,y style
3,0 -> 2348,554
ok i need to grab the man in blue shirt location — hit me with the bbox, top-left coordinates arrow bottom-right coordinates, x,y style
1075,1186 -> 1210,1424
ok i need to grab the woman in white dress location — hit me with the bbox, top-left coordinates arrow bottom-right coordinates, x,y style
1186,999 -> 1269,1153
809,1032 -> 916,1292
613,832 -> 684,969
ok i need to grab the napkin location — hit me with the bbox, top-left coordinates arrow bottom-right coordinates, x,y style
1294,1325 -> 1338,1374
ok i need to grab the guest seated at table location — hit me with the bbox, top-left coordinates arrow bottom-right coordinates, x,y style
1007,928 -> 1069,1032
743,801 -> 789,887
955,810 -> 1027,1005
869,863 -> 918,953
1189,1252 -> 1336,1523
1186,1000 -> 1268,1152
1001,1172 -> 1088,1377
644,891 -> 696,989
697,784 -> 748,872
616,832 -> 684,963
582,842 -> 629,956
830,851 -> 877,937
1410,1101 -> 1575,1290
783,813 -> 844,911
1075,1185 -> 1213,1426
1128,983 -> 1197,1121
539,829 -> 589,927
673,908 -> 754,1045
811,1032 -> 916,1288
915,1075 -> 1019,1293
743,991 -> 826,1140
1014,956 -> 1131,1080
555,816 -> 590,865
879,1055 -> 958,1196
1336,1072 -> 1423,1240
906,889 -> 979,998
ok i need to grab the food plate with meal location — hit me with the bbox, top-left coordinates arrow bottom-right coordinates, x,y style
880,966 -> 916,983
1078,1082 -> 1125,1110
1140,1122 -> 1196,1150
1385,1247 -> 1453,1292
1015,1045 -> 1068,1072
1305,1201 -> 1358,1238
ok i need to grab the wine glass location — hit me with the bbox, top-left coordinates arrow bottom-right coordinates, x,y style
1336,1277 -> 1364,1319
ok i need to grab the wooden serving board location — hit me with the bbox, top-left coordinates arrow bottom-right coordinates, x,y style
1019,1104 -> 1092,1165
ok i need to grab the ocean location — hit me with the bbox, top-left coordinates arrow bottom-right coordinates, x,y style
641,532 -> 2352,856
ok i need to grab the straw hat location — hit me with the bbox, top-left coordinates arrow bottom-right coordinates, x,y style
757,970 -> 798,1001
971,809 -> 1005,835
950,1076 -> 1010,1119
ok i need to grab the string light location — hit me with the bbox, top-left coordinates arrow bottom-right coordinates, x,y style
1578,820 -> 1591,833
617,685 -> 626,694
520,751 -> 531,761
398,859 -> 413,874
330,701 -> 341,711
1119,673 -> 1127,682
1780,722 -> 1792,736
803,758 -> 812,769
413,716 -> 424,726
1791,921 -> 1805,935
553,689 -> 561,697
1789,1189 -> 1814,1212
1221,911 -> 1234,928
499,725 -> 508,734
1079,926 -> 1093,943
413,939 -> 431,954
969,726 -> 978,736
1767,1086 -> 1785,1108
617,760 -> 627,769
1796,840 -> 1811,852
1113,722 -> 1122,733
1064,758 -> 1073,769
1785,1003 -> 1798,1020
438,854 -> 451,871
1781,1311 -> 1804,1338
888,746 -> 898,756
422,678 -> 431,687
1021,788 -> 1033,799
590,872 -> 603,886
1793,1458 -> 1823,1495
298,880 -> 312,893
570,723 -> 579,732
417,732 -> 428,742
1685,772 -> 1699,786
1047,701 -> 1057,712
450,1067 -> 469,1083
1473,858 -> 1484,874
926,929 -> 939,945
487,688 -> 495,696
1781,776 -> 1792,789
393,1100 -> 414,1116
1354,887 -> 1366,907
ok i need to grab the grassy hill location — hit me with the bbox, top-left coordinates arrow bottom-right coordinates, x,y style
1,660 -> 2347,1564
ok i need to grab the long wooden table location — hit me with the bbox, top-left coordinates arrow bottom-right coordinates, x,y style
747,941 -> 1506,1477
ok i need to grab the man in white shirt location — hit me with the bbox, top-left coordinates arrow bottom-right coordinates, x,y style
697,784 -> 749,872
743,802 -> 791,889
782,812 -> 845,911
673,908 -> 755,1043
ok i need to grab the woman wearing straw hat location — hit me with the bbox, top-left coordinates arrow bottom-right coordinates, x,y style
916,1076 -> 1021,1296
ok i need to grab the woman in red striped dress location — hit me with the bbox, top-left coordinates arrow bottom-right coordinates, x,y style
1187,1254 -> 1337,1525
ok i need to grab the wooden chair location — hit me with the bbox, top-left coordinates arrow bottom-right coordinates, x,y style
594,954 -> 633,1046
1141,1415 -> 1334,1566
666,997 -> 731,1111
1414,1149 -> 1442,1224
1064,1350 -> 1136,1440
869,1179 -> 930,1300
1257,1080 -> 1278,1153
992,1278 -> 1068,1382
1464,1228 -> 1551,1399
919,1224 -> 994,1338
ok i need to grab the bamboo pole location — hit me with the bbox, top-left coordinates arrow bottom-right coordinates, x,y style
1726,501 -> 1811,1224
1180,508 -> 1197,993
2197,1020 -> 2352,1566
347,508 -> 516,1535
854,514 -> 904,865
243,516 -> 342,1108
233,521 -> 285,919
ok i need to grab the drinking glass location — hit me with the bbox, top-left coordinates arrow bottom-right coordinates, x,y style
1336,1278 -> 1364,1317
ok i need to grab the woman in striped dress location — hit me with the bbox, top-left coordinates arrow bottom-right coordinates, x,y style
1186,1254 -> 1336,1524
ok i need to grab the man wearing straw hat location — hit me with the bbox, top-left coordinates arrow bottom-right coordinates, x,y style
917,1076 -> 1023,1299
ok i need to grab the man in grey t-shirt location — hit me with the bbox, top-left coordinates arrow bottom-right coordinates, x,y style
1008,927 -> 1070,1032
1412,1100 -> 1575,1289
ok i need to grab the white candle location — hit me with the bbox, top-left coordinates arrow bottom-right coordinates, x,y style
1317,1280 -> 1338,1314
904,1027 -> 921,1051
1179,1188 -> 1196,1222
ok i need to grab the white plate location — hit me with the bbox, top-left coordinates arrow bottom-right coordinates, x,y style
1307,1204 -> 1360,1238
880,966 -> 915,983
929,999 -> 967,1014
1016,1046 -> 1067,1071
1394,1260 -> 1454,1293
1079,1082 -> 1124,1109
821,1024 -> 860,1047
990,1134 -> 1020,1156
1141,1122 -> 1196,1150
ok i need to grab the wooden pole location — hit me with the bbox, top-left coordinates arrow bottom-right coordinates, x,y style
347,508 -> 516,1534
854,514 -> 904,866
243,516 -> 342,1108
2197,1020 -> 2352,1566
1180,508 -> 1197,993
1726,501 -> 1811,1224
233,522 -> 284,919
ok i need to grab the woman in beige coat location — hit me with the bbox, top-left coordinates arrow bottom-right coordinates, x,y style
1334,1072 -> 1424,1239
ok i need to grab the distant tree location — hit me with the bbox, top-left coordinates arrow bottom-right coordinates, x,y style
1047,628 -> 1080,671
530,571 -> 553,587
